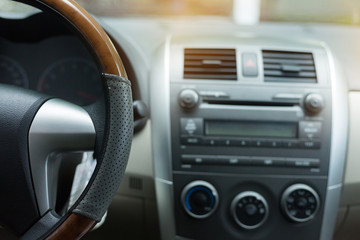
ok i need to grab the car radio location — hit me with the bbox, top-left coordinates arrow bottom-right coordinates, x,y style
170,83 -> 331,175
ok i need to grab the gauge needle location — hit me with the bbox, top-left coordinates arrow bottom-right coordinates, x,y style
77,90 -> 96,101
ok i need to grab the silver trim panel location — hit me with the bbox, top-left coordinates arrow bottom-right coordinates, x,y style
29,99 -> 95,215
319,44 -> 349,240
151,36 -> 177,239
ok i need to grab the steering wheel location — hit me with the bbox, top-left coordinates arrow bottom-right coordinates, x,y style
0,0 -> 133,239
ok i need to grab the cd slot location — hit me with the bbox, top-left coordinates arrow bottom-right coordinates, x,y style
203,99 -> 298,107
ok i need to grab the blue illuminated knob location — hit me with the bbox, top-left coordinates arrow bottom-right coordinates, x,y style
181,181 -> 219,219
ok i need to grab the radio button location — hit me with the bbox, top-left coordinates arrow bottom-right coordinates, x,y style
282,141 -> 300,148
180,118 -> 203,135
252,157 -> 286,167
204,138 -> 221,146
218,139 -> 232,146
251,140 -> 265,147
262,140 -> 282,148
286,158 -> 320,168
181,155 -> 203,164
233,139 -> 251,147
180,137 -> 203,145
300,140 -> 321,149
299,121 -> 322,139
227,157 -> 251,166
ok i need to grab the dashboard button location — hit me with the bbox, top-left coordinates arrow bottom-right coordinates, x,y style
181,155 -> 205,164
203,138 -> 221,146
286,158 -> 320,168
252,157 -> 286,167
180,137 -> 202,145
262,140 -> 282,148
300,140 -> 321,149
180,118 -> 203,135
282,140 -> 300,148
227,157 -> 251,166
218,139 -> 232,146
251,140 -> 265,147
299,121 -> 322,139
242,53 -> 259,77
233,139 -> 251,147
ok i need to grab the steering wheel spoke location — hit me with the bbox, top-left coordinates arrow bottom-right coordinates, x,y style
29,99 -> 96,215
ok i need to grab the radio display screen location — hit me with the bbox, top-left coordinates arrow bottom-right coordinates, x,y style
205,121 -> 297,138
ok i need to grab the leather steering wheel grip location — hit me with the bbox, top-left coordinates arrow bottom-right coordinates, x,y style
14,0 -> 133,239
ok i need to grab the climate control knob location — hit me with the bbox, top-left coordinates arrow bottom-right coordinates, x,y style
230,191 -> 269,229
181,181 -> 219,219
281,184 -> 320,223
304,93 -> 324,114
178,89 -> 199,110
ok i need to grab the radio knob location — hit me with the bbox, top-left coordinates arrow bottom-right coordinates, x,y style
179,89 -> 199,110
230,191 -> 269,229
181,181 -> 219,219
281,184 -> 320,223
304,93 -> 324,114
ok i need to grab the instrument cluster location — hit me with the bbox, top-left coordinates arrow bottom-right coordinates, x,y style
0,35 -> 102,106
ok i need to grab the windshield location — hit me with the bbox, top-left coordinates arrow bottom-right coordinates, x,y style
1,0 -> 360,25
76,0 -> 360,25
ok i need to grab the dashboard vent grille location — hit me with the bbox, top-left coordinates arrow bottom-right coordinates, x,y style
184,48 -> 237,80
262,50 -> 317,83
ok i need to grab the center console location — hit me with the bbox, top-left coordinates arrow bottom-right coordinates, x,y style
150,34 -> 348,240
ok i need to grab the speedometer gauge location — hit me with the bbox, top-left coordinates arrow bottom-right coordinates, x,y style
38,58 -> 102,106
0,55 -> 28,88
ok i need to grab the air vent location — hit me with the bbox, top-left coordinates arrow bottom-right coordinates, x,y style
262,50 -> 317,83
184,48 -> 237,80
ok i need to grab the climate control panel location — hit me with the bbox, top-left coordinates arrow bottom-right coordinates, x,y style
175,176 -> 324,240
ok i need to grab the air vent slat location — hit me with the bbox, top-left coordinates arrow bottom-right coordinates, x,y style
185,55 -> 236,61
185,61 -> 236,68
262,50 -> 317,84
185,67 -> 237,73
264,64 -> 315,71
264,70 -> 316,78
262,52 -> 313,60
185,49 -> 236,55
263,58 -> 314,65
265,77 -> 317,83
184,48 -> 237,81
184,74 -> 237,80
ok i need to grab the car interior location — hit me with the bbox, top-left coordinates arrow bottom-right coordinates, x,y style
0,0 -> 359,239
